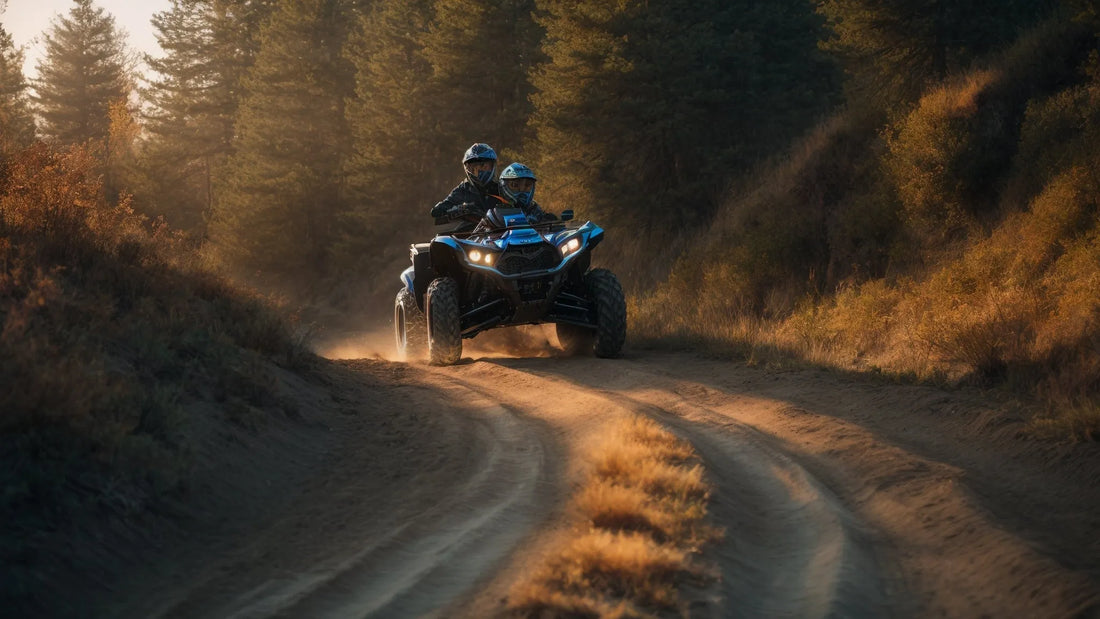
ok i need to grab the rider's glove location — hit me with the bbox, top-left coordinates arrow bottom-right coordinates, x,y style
525,211 -> 556,223
447,203 -> 472,219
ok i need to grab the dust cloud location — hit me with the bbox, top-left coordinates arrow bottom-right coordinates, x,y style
465,325 -> 559,359
312,328 -> 398,361
312,324 -> 562,361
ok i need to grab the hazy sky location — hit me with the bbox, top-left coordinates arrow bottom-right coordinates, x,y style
3,0 -> 171,78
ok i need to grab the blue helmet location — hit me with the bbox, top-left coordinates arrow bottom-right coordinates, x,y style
462,143 -> 497,189
499,162 -> 536,208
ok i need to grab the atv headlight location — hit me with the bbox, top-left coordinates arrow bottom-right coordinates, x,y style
559,237 -> 582,258
466,248 -> 497,266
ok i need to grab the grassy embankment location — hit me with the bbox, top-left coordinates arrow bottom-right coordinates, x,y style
633,18 -> 1100,439
0,143 -> 309,605
509,416 -> 721,617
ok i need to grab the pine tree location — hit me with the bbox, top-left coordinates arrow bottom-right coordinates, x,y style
420,0 -> 541,154
210,0 -> 353,281
33,0 -> 131,145
340,0 -> 542,275
817,0 -> 1058,106
528,1 -> 812,226
1,3 -> 36,160
523,0 -> 838,286
340,0 -> 439,264
141,0 -> 276,234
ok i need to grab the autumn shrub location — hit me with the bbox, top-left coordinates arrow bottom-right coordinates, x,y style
786,165 -> 1097,425
885,70 -> 1011,241
887,17 -> 1094,250
827,279 -> 905,359
1009,64 -> 1100,202
1025,169 -> 1100,432
637,109 -> 891,334
1008,88 -> 1092,207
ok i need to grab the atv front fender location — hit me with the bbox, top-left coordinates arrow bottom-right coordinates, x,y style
430,237 -> 466,279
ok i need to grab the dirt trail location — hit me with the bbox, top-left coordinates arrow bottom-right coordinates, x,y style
411,351 -> 1100,617
487,353 -> 1100,617
73,342 -> 1100,618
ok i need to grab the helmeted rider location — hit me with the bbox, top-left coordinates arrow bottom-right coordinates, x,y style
499,162 -> 556,223
430,143 -> 509,231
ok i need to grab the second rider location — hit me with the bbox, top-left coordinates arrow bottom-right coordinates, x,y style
430,143 -> 557,230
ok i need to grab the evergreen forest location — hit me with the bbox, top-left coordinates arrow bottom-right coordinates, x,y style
2,0 -> 1099,434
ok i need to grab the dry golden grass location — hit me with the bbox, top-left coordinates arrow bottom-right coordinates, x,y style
508,583 -> 648,619
630,40 -> 1100,440
632,187 -> 1099,435
597,448 -> 708,502
509,416 -> 719,617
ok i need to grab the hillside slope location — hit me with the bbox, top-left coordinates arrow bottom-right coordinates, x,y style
0,143 -> 316,612
634,15 -> 1100,435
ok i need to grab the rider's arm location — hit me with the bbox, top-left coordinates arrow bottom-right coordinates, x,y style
525,200 -> 557,222
430,185 -> 468,218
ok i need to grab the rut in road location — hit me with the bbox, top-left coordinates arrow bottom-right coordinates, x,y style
125,350 -> 1097,617
440,358 -> 888,617
138,371 -> 562,619
253,407 -> 550,618
625,397 -> 891,618
477,353 -> 1099,617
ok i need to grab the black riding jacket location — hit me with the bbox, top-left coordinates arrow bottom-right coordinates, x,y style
431,180 -> 556,232
429,180 -> 507,220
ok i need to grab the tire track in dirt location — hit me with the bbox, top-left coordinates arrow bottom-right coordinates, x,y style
254,404 -> 551,618
133,364 -> 562,619
109,347 -> 1098,618
621,397 -> 891,618
493,353 -> 1099,617
443,357 -> 889,617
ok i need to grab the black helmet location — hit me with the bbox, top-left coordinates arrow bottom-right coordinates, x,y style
462,143 -> 497,189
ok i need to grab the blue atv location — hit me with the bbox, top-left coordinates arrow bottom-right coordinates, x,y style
394,207 -> 626,365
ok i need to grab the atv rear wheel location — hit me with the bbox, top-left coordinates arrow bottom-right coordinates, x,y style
587,268 -> 626,358
426,276 -> 463,365
394,287 -> 426,361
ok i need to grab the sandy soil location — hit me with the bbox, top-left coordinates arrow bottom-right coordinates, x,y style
35,330 -> 1100,617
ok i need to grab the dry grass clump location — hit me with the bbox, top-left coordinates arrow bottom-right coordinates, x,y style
509,416 -> 719,617
595,445 -> 708,503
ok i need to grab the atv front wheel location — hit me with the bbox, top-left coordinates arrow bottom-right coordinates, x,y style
587,268 -> 626,358
426,276 -> 463,365
394,287 -> 426,361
